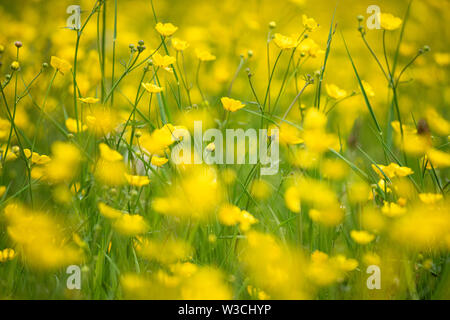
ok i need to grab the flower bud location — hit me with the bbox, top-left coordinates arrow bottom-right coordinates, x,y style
10,61 -> 20,71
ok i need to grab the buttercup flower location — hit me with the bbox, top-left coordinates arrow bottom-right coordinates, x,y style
155,22 -> 178,37
221,97 -> 245,112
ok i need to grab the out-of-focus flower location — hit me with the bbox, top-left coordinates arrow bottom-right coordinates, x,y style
0,248 -> 16,263
419,193 -> 443,204
351,230 -> 375,245
424,108 -> 450,136
302,14 -> 318,31
65,118 -> 87,133
270,122 -> 303,145
78,97 -> 100,104
196,49 -> 216,62
297,38 -> 323,57
250,179 -> 272,200
218,204 -> 257,232
94,143 -> 126,186
171,38 -> 189,51
434,52 -> 450,66
379,13 -> 402,31
390,203 -> 450,251
381,201 -> 406,217
240,231 -> 313,299
141,82 -> 163,93
0,186 -> 6,197
155,22 -> 178,37
321,159 -> 349,180
125,174 -> 150,187
98,202 -> 123,219
4,203 -> 83,270
151,156 -> 169,167
426,148 -> 450,168
138,123 -> 184,156
273,33 -> 298,49
31,142 -> 81,184
50,56 -> 71,75
85,108 -> 120,136
135,238 -> 192,264
113,214 -> 149,237
152,53 -> 176,68
325,83 -> 347,99
361,80 -> 375,97
308,250 -> 358,287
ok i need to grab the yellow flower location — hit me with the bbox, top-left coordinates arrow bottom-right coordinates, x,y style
65,118 -> 87,133
135,238 -> 192,264
361,80 -> 375,97
303,108 -> 327,131
151,156 -> 168,167
113,214 -> 149,236
155,22 -> 178,37
363,252 -> 381,266
50,56 -> 72,75
270,122 -> 303,145
0,185 -> 6,197
172,38 -> 189,51
152,53 -> 176,68
196,49 -> 216,62
4,203 -> 83,270
273,33 -> 298,50
321,159 -> 349,180
141,82 -> 163,93
125,174 -> 150,187
308,208 -> 343,227
99,143 -> 123,162
218,204 -> 242,226
434,52 -> 450,66
347,181 -> 371,204
325,83 -> 347,99
10,61 -> 20,71
425,108 -> 450,136
78,97 -> 100,104
221,97 -> 245,112
221,168 -> 236,185
297,38 -> 323,57
302,14 -> 318,31
381,201 -> 406,217
371,163 -> 413,179
284,186 -> 301,212
152,166 -> 224,221
23,149 -> 51,165
379,13 -> 402,31
138,124 -> 184,156
419,193 -> 443,204
390,204 -> 450,251
350,230 -> 375,245
426,148 -> 450,168
98,202 -> 123,219
250,180 -> 272,200
218,204 -> 258,231
361,207 -> 386,234
85,108 -> 120,136
0,248 -> 16,263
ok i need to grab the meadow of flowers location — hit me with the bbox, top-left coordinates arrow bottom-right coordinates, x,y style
0,0 -> 449,300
